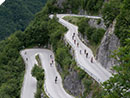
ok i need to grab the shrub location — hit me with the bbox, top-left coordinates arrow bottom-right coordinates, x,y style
31,64 -> 44,81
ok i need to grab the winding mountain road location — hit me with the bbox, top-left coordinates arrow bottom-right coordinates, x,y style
20,49 -> 74,98
55,14 -> 112,83
20,14 -> 112,98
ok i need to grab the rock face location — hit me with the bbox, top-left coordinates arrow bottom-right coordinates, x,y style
96,20 -> 120,72
60,39 -> 84,97
63,70 -> 84,97
56,0 -> 66,8
88,19 -> 106,29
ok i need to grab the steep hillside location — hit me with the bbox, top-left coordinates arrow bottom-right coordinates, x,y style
0,7 -> 49,98
44,0 -> 104,14
0,0 -> 46,40
97,0 -> 130,71
61,0 -> 129,74
102,0 -> 130,46
100,0 -> 130,97
0,0 -> 129,98
50,0 -> 130,97
96,20 -> 120,72
0,0 -> 104,97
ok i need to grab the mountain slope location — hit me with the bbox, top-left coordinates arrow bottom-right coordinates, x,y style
0,0 -> 129,98
0,0 -> 46,40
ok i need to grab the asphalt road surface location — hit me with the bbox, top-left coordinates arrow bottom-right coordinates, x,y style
20,14 -> 112,98
55,14 -> 112,83
20,49 -> 74,98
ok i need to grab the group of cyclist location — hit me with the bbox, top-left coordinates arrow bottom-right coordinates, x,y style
72,33 -> 94,63
50,54 -> 58,84
24,32 -> 94,85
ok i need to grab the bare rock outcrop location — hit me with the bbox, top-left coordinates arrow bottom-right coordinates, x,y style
56,0 -> 66,8
63,70 -> 84,97
96,20 -> 120,72
88,18 -> 106,29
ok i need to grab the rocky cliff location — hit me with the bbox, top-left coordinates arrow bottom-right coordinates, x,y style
88,19 -> 106,29
56,0 -> 66,8
77,18 -> 120,73
64,70 -> 84,97
96,20 -> 120,72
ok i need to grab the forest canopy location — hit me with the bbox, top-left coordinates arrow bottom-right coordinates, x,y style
0,0 -> 46,40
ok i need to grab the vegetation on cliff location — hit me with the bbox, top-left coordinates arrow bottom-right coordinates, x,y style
102,0 -> 130,97
103,39 -> 130,98
102,0 -> 130,46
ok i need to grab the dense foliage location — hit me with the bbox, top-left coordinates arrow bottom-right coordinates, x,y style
31,64 -> 45,98
0,32 -> 25,98
102,1 -> 130,97
102,0 -> 130,45
0,0 -> 46,40
32,64 -> 44,81
102,0 -> 122,27
103,39 -> 130,98
0,2 -> 63,97
77,18 -> 105,45
43,0 -> 104,14
114,0 -> 130,45
0,5 -> 49,97
62,0 -> 104,14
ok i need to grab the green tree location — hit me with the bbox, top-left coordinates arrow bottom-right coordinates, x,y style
102,0 -> 122,27
91,29 -> 105,44
0,0 -> 46,40
86,0 -> 104,14
32,64 -> 44,81
114,0 -> 130,45
103,39 -> 130,98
